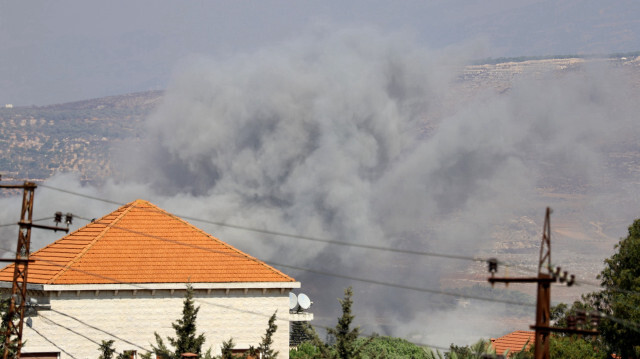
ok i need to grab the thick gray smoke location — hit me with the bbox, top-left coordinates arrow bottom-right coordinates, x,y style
2,29 -> 640,347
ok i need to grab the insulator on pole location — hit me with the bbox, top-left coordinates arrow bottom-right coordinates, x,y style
488,258 -> 498,275
54,212 -> 62,224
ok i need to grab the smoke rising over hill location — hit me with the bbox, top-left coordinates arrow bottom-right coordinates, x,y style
2,29 -> 640,345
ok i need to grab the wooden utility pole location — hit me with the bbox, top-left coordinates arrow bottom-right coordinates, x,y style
488,208 -> 597,359
0,182 -> 68,358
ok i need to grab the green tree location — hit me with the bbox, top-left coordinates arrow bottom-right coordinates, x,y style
595,219 -> 640,358
0,297 -> 19,357
447,343 -> 471,359
547,335 -> 606,359
327,287 -> 364,359
151,284 -> 207,359
552,219 -> 640,357
217,338 -> 236,359
355,336 -> 432,359
550,300 -> 600,333
445,340 -> 495,359
290,342 -> 321,359
258,312 -> 279,359
98,340 -> 116,359
298,287 -> 371,359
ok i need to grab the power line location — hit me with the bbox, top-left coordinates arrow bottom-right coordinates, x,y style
37,313 -> 147,357
8,187 -> 640,333
268,261 -> 535,307
0,246 -> 305,324
0,217 -> 54,228
0,213 -> 632,327
28,325 -> 78,359
1,230 -> 639,352
67,217 -> 640,334
15,251 -> 455,355
39,314 -> 105,349
37,184 -> 122,206
48,308 -> 150,352
40,184 -> 483,260
70,204 -> 640,300
70,216 -> 537,307
44,289 -> 453,357
38,184 -> 532,269
42,213 -> 640,323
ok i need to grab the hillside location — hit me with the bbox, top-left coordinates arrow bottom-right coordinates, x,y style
3,57 -> 640,185
0,91 -> 162,181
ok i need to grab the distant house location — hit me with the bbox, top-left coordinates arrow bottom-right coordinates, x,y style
490,330 -> 534,357
0,199 -> 307,359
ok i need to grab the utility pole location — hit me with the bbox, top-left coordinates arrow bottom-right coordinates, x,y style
487,208 -> 598,359
0,181 -> 69,359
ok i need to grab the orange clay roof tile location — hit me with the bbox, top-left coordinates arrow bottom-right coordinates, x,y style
490,330 -> 535,356
0,199 -> 295,285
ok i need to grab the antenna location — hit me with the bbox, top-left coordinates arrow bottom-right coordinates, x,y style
298,293 -> 312,310
289,292 -> 298,311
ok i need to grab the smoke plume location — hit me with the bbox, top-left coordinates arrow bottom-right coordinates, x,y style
2,29 -> 640,346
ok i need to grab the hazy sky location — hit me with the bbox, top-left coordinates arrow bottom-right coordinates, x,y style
1,0 -> 640,106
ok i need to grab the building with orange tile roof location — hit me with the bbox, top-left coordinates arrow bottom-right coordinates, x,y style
490,330 -> 535,357
0,199 -> 307,359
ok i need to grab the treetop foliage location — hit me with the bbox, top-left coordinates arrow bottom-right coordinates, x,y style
151,284 -> 207,359
551,218 -> 640,358
258,312 -> 279,359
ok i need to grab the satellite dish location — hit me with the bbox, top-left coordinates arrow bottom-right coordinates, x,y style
289,292 -> 298,310
298,293 -> 312,310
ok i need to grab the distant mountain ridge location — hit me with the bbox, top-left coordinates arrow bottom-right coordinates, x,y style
1,57 -> 639,183
13,90 -> 164,112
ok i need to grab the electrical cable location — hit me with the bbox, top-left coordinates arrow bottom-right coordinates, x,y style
67,217 -> 640,333
36,184 -> 499,265
0,229 -> 638,358
28,324 -> 78,359
0,240 -> 535,312
70,215 -> 538,307
37,184 -> 122,206
37,313 -> 146,357
15,250 -> 456,356
0,217 -> 54,228
6,188 -> 640,335
0,246 -> 307,325
24,181 -> 640,285
38,314 -> 106,348
0,216 -> 633,335
56,214 -> 640,324
48,308 -> 151,352
267,261 -> 535,307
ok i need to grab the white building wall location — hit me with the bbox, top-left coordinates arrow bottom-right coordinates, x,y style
22,288 -> 291,359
